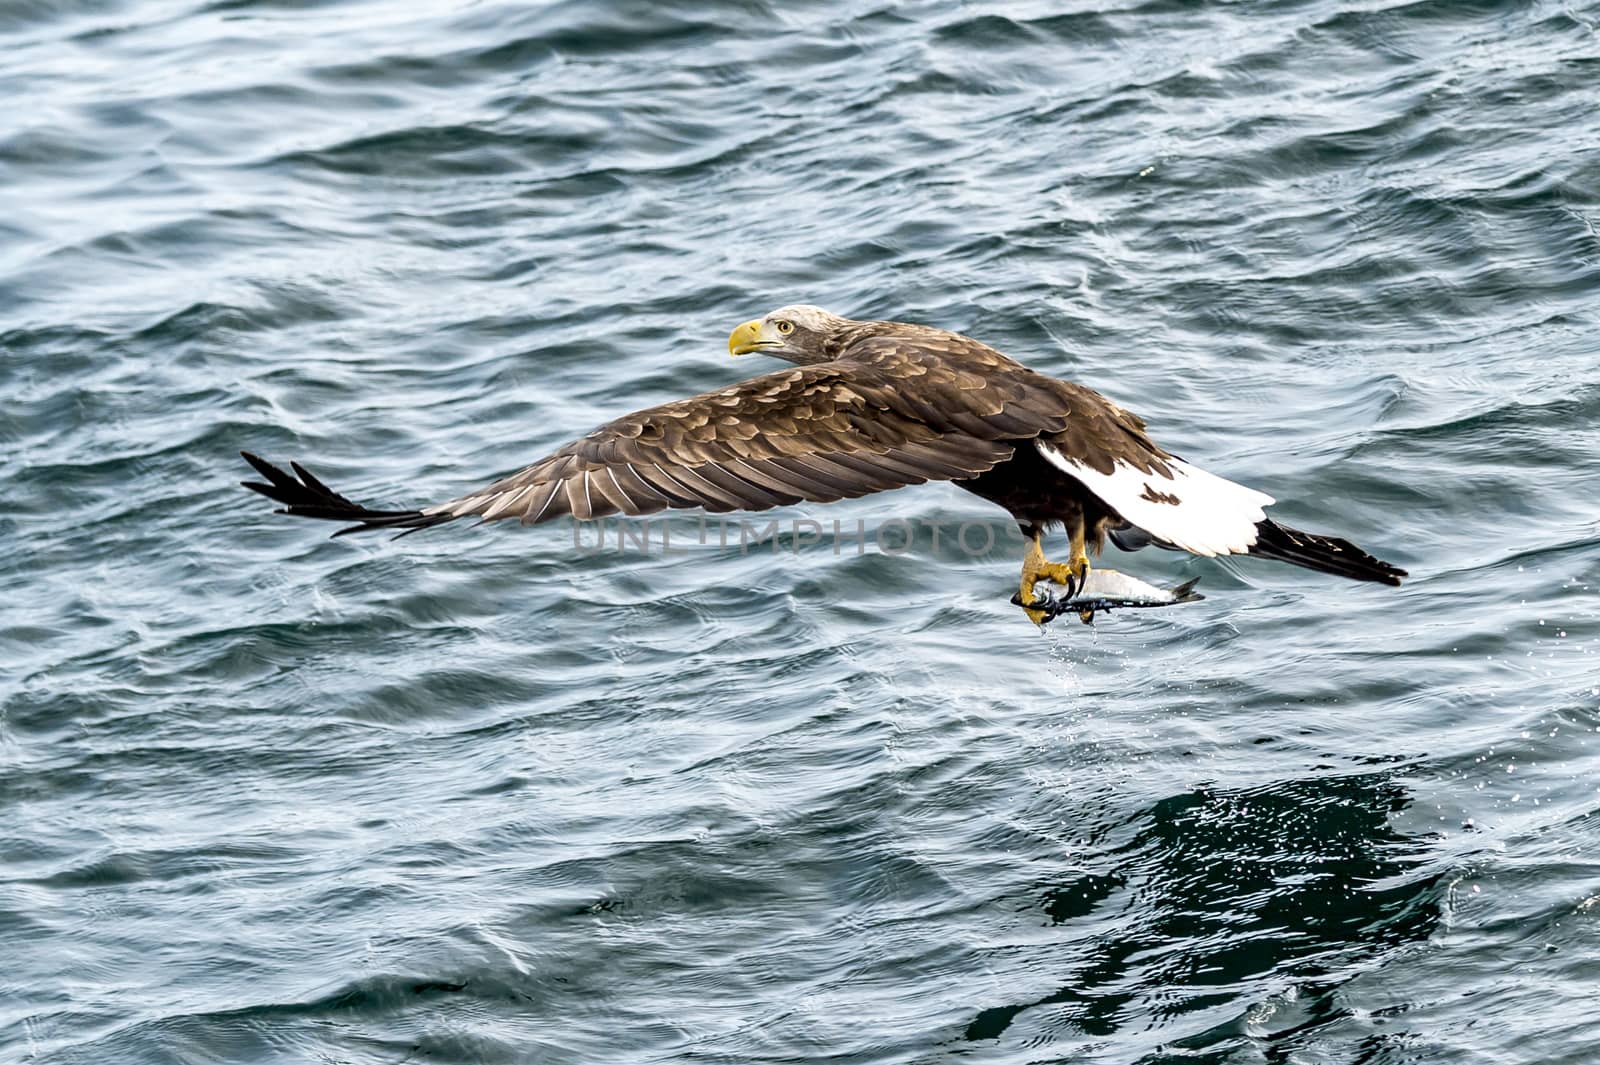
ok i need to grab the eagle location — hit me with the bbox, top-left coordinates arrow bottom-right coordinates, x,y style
242,305 -> 1405,623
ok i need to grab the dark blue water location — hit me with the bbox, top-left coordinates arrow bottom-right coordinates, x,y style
5,1 -> 1600,1061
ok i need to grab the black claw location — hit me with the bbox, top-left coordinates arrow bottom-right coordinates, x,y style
1010,590 -> 1066,624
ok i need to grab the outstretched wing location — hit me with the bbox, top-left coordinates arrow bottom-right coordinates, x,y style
432,361 -> 1018,525
242,353 -> 1073,535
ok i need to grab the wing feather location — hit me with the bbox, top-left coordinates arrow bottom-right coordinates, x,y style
428,356 -> 1044,525
635,463 -> 704,507
282,330 -> 1087,531
658,463 -> 749,512
610,462 -> 674,508
522,479 -> 566,525
759,455 -> 859,500
479,485 -> 533,521
689,461 -> 795,510
724,458 -> 811,503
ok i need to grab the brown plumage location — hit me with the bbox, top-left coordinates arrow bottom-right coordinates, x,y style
242,304 -> 1405,623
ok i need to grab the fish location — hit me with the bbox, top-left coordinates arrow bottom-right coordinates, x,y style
1009,569 -> 1204,625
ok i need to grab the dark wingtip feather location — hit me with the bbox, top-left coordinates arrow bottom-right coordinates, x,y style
239,452 -> 455,537
289,460 -> 335,497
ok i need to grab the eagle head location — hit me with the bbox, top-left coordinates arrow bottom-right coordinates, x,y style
728,304 -> 850,365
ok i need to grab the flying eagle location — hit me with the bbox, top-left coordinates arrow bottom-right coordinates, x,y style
242,305 -> 1405,623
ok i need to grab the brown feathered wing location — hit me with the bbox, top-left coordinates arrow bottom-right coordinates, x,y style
430,355 -> 1054,528
242,334 -> 1088,535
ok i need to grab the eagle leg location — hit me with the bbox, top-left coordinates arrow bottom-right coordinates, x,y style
1018,525 -> 1082,626
1065,513 -> 1091,588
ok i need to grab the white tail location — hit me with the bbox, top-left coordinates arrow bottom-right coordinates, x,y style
1035,440 -> 1274,557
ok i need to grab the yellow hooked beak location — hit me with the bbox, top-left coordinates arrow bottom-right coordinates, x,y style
728,319 -> 767,357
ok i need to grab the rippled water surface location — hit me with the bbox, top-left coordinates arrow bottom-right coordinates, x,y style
5,1 -> 1600,1061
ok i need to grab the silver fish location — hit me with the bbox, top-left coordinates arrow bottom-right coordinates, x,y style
1011,569 -> 1204,625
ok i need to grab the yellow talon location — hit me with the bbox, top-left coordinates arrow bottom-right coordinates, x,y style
1066,554 -> 1089,585
1016,517 -> 1094,626
1017,530 -> 1084,625
1065,517 -> 1091,593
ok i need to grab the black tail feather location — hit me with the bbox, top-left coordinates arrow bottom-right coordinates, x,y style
239,451 -> 455,538
1246,518 -> 1406,586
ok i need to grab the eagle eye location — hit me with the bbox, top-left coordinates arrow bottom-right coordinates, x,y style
775,319 -> 795,335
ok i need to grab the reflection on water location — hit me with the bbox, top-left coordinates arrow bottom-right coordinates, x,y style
970,768 -> 1442,1052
